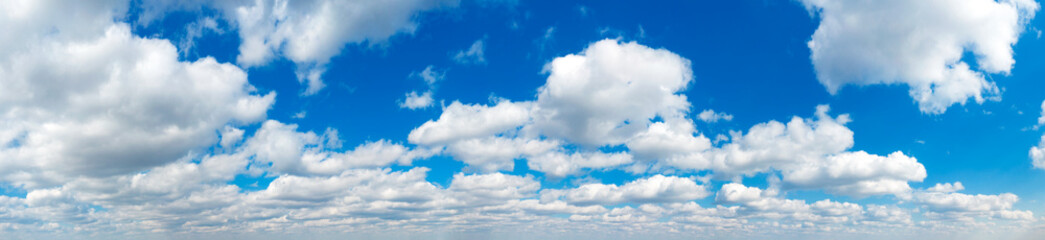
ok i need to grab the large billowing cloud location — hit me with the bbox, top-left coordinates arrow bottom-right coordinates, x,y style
0,0 -> 274,188
800,0 -> 1039,114
531,39 -> 694,147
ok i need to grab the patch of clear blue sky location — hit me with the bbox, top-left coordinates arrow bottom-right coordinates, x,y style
123,0 -> 1045,212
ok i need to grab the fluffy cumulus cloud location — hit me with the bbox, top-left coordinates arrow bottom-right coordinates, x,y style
409,39 -> 704,176
408,100 -> 534,146
445,137 -> 559,172
406,39 -> 941,202
400,91 -> 435,110
243,120 -> 437,175
413,38 -> 698,150
707,182 -> 940,231
532,39 -> 693,147
782,151 -> 926,197
626,120 -> 711,162
715,183 -> 765,204
912,182 -> 1033,221
527,151 -> 634,178
0,0 -> 274,189
228,0 -> 459,95
801,0 -> 1039,113
714,183 -> 867,222
449,172 -> 541,204
666,106 -> 927,198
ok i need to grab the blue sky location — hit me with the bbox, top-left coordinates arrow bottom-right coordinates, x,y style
2,0 -> 1045,239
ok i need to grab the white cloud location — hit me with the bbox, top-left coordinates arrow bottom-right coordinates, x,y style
25,188 -> 72,208
251,167 -> 443,205
927,182 -> 966,193
801,0 -> 1039,113
449,172 -> 540,204
697,109 -> 733,123
0,0 -> 127,57
408,100 -> 533,145
445,137 -> 559,172
1038,100 -> 1045,126
810,199 -> 863,217
407,39 -> 706,175
453,38 -> 487,65
399,66 -> 445,110
715,183 -> 764,204
527,151 -> 634,178
1031,136 -> 1045,170
407,40 -> 926,199
313,139 -> 432,169
668,106 -> 926,198
0,4 -> 1033,235
498,199 -> 608,216
219,126 -> 246,149
532,39 -> 693,147
67,154 -> 247,206
177,17 -> 223,58
0,2 -> 281,229
912,185 -> 1033,221
667,105 -> 855,175
626,120 -> 711,161
541,175 -> 709,205
0,160 -> 1033,237
413,65 -> 445,86
712,183 -> 871,224
3,151 -> 254,232
240,120 -> 321,175
1034,102 -> 1045,170
400,91 -> 435,110
242,120 -> 436,176
228,0 -> 458,95
0,16 -> 273,188
864,205 -> 914,225
782,151 -> 926,197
